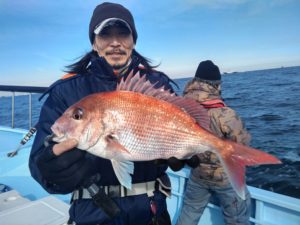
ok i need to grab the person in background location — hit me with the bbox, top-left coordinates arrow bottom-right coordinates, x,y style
29,2 -> 177,225
176,60 -> 252,225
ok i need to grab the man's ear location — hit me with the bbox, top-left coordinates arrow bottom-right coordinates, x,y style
92,43 -> 97,51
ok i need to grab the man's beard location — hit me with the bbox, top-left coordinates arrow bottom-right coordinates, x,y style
112,63 -> 127,70
105,49 -> 129,70
112,57 -> 132,71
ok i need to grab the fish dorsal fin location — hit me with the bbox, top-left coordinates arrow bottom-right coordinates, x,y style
117,71 -> 211,130
166,97 -> 211,131
117,71 -> 173,96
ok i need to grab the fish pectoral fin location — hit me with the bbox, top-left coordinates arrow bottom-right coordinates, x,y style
105,134 -> 130,154
111,159 -> 134,190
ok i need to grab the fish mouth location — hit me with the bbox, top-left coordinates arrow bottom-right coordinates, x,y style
50,125 -> 66,143
50,133 -> 66,143
44,133 -> 61,147
53,135 -> 66,143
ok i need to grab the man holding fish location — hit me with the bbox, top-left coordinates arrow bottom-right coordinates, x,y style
30,2 -> 178,225
30,2 -> 281,225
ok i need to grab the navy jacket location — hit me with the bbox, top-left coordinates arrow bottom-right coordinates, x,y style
29,55 -> 175,194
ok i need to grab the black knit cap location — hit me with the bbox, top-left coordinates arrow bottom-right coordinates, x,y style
195,60 -> 221,81
89,2 -> 138,44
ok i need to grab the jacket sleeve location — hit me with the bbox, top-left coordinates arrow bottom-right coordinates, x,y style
210,107 -> 251,145
29,88 -> 68,193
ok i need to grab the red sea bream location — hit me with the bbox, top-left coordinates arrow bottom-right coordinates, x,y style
51,72 -> 281,199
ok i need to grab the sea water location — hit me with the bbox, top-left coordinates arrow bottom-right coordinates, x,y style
1,66 -> 299,198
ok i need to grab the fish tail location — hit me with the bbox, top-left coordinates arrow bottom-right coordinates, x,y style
220,141 -> 281,200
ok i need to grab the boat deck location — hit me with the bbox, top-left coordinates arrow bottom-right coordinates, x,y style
1,126 -> 300,225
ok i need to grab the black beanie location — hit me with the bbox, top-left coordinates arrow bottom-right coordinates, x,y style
195,60 -> 221,81
89,2 -> 138,44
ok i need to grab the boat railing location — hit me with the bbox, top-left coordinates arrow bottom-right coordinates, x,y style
0,85 -> 47,129
167,169 -> 300,225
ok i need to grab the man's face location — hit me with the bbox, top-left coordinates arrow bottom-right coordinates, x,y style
93,25 -> 134,69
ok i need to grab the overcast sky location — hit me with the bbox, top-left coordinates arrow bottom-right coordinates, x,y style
1,0 -> 300,86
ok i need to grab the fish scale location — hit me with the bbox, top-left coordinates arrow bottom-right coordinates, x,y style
99,92 -> 201,157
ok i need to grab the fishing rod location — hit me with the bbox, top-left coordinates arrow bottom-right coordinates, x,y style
7,126 -> 37,157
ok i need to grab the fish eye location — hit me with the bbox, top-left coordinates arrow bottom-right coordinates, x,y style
72,108 -> 84,120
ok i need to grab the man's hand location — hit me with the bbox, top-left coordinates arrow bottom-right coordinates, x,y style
36,138 -> 96,193
155,155 -> 200,172
53,139 -> 78,155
